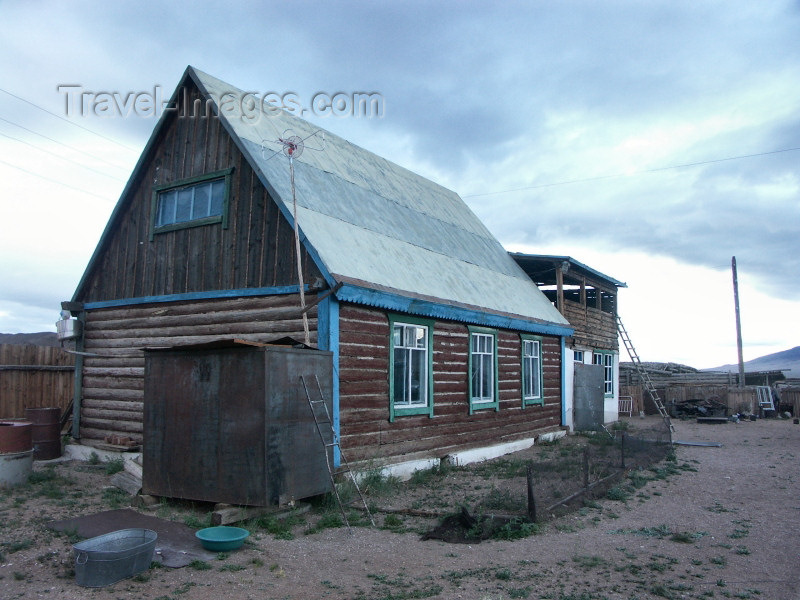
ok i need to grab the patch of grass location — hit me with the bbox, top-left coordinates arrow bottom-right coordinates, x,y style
670,530 -> 707,543
492,518 -> 540,540
710,556 -> 728,567
188,560 -> 211,571
102,487 -> 130,509
182,513 -> 211,529
606,485 -> 631,502
253,514 -> 302,540
219,563 -> 245,572
735,546 -> 751,555
474,457 -> 528,479
2,539 -> 33,553
305,511 -> 344,535
359,470 -> 404,496
381,513 -> 406,532
482,486 -> 526,512
104,457 -> 125,475
572,555 -> 608,570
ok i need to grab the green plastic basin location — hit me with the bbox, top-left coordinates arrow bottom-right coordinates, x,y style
195,526 -> 250,552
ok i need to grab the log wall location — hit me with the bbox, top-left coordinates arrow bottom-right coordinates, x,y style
563,299 -> 617,351
79,295 -> 316,443
337,304 -> 563,465
0,344 -> 75,419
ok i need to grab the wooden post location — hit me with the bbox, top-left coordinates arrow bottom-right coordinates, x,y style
555,265 -> 565,315
731,257 -> 746,388
582,447 -> 589,489
526,463 -> 537,523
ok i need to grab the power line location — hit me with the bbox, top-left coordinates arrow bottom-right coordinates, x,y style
0,115 -> 130,172
0,158 -> 114,202
0,130 -> 126,181
463,145 -> 800,198
0,87 -> 137,152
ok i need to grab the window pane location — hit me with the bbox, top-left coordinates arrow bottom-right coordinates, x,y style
192,183 -> 211,219
210,181 -> 225,215
175,188 -> 193,222
410,348 -> 426,404
157,190 -> 176,226
394,347 -> 409,406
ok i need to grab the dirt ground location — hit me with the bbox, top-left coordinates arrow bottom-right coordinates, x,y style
1,416 -> 798,600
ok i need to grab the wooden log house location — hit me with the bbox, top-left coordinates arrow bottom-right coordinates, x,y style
511,254 -> 627,428
64,67 -> 574,475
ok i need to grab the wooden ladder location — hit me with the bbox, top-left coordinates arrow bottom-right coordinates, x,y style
756,386 -> 775,412
616,315 -> 675,434
299,374 -> 375,532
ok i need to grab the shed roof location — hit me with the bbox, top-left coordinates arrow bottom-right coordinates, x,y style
510,253 -> 627,289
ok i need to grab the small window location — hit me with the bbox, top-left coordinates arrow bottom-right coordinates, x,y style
593,351 -> 614,397
522,336 -> 543,406
573,349 -> 584,363
150,168 -> 233,239
389,315 -> 434,420
469,327 -> 498,412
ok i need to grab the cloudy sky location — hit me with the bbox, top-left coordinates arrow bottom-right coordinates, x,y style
1,1 -> 798,369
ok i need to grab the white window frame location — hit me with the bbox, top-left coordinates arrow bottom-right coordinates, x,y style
389,315 -> 434,420
469,327 -> 498,412
593,351 -> 614,397
522,336 -> 543,406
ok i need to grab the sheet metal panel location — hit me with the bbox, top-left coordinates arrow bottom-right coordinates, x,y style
192,69 -> 567,327
143,343 -> 332,506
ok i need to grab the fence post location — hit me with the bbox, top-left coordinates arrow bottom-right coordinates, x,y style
526,463 -> 537,523
582,447 -> 589,489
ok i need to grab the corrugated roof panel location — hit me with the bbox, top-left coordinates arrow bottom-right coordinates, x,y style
193,68 -> 567,327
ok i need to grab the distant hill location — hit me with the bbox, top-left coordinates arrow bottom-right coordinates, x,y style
706,346 -> 800,375
0,332 -> 59,347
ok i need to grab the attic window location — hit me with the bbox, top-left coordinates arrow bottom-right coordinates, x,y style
150,168 -> 233,239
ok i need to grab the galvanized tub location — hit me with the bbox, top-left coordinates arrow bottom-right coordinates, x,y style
73,528 -> 157,587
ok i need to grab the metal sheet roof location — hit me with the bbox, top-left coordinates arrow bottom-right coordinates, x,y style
192,68 -> 568,326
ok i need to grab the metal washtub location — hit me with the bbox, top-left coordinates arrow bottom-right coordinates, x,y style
73,528 -> 157,587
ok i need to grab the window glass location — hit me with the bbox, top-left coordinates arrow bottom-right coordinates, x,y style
155,177 -> 226,228
392,323 -> 429,408
470,332 -> 495,403
522,338 -> 542,404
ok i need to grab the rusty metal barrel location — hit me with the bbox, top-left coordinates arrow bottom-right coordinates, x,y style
0,420 -> 34,487
24,407 -> 62,460
0,420 -> 33,454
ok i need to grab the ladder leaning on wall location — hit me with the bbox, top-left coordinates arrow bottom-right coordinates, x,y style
300,374 -> 375,532
616,315 -> 675,434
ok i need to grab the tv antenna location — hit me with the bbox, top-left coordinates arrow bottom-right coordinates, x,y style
260,130 -> 326,346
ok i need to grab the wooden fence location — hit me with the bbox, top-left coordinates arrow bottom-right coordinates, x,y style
0,344 -> 74,419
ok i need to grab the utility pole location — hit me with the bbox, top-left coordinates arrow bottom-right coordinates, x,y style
731,256 -> 745,388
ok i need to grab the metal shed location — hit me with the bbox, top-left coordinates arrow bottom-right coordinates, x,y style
142,339 -> 332,506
